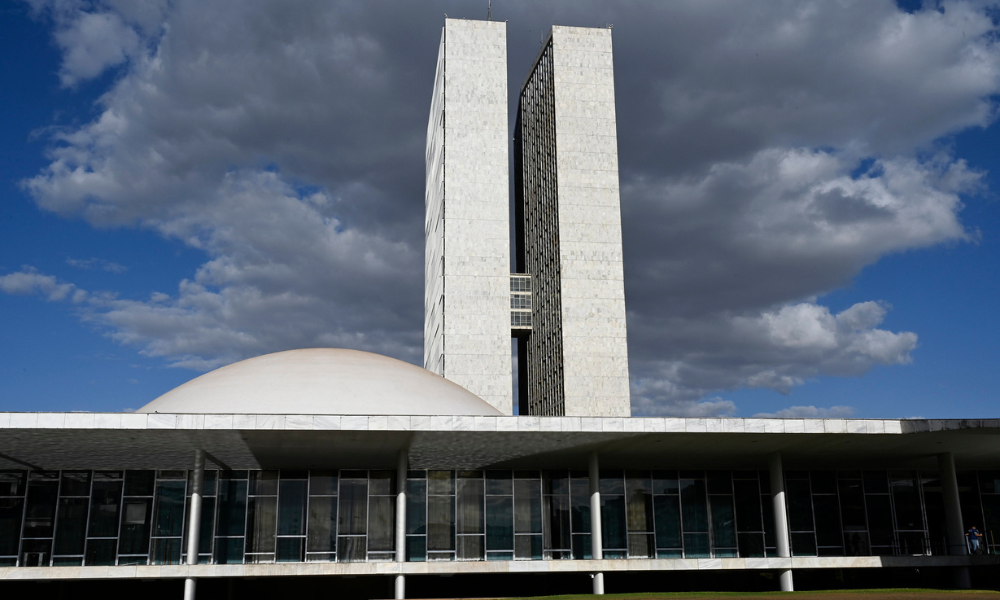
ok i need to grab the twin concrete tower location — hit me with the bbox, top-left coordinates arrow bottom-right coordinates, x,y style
424,19 -> 630,417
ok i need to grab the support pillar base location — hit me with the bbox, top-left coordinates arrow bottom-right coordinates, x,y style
592,572 -> 604,595
395,573 -> 405,599
954,566 -> 971,590
778,568 -> 793,592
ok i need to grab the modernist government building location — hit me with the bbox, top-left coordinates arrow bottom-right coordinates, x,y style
2,18 -> 999,600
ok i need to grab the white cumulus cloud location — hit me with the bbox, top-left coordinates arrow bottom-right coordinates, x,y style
8,0 -> 1000,416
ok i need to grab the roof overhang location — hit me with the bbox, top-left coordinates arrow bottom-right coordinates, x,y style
1,414 -> 998,471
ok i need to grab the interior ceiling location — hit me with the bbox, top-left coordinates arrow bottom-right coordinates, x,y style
0,427 -> 997,472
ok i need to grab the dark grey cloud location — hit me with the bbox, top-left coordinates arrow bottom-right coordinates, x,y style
9,0 -> 1000,414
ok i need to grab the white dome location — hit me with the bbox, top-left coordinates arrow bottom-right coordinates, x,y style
136,348 -> 503,416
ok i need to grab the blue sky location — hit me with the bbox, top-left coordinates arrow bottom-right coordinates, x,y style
1,1 -> 999,418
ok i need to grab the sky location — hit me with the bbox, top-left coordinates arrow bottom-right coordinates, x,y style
1,0 -> 999,419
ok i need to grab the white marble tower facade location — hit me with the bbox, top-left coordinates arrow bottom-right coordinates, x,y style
514,26 -> 631,417
424,19 -> 512,415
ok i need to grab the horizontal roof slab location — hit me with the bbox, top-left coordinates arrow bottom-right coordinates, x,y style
0,414 -> 997,471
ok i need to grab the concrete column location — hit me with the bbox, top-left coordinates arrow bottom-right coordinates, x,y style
768,452 -> 793,592
939,452 -> 971,589
395,449 -> 408,599
589,451 -> 604,594
184,449 -> 206,600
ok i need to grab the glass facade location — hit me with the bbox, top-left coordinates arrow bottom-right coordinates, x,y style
1,467 -> 997,567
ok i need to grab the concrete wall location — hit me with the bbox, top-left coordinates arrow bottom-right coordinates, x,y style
424,19 -> 512,414
551,26 -> 630,417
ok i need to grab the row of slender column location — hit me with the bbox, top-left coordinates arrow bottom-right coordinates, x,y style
176,448 -> 974,599
184,449 -> 206,600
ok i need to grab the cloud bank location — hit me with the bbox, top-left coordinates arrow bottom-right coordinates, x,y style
9,0 -> 999,415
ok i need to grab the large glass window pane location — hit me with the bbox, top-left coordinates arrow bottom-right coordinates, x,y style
214,537 -> 243,564
628,533 -> 653,558
544,472 -> 569,495
278,480 -> 306,536
154,481 -> 186,537
865,495 -> 894,546
151,537 -> 182,564
369,471 -> 395,496
249,471 -> 278,496
309,471 -> 338,496
683,532 -> 709,557
428,471 -> 454,496
653,495 -> 681,549
457,479 -> 484,535
979,471 -> 1000,495
406,536 -> 426,561
838,478 -> 866,528
733,479 -> 762,532
0,498 -> 25,555
458,535 -> 484,560
514,479 -> 541,534
0,471 -> 26,497
197,497 -> 215,554
88,480 -> 123,538
706,471 -> 731,495
763,493 -> 776,551
791,532 -> 817,556
84,538 -> 116,566
124,471 -> 155,496
19,539 -> 51,566
898,531 -> 926,555
813,495 -> 842,549
811,471 -> 837,495
427,495 -> 455,551
981,495 -> 1000,553
338,536 -> 366,562
710,495 -> 737,548
785,479 -> 813,532
514,534 -> 541,560
23,478 -> 59,538
486,471 -> 512,496
680,479 -> 708,533
246,496 -> 277,553
307,496 -> 337,553
863,471 -> 888,494
277,537 -> 304,562
626,477 -> 653,533
543,494 -> 570,551
890,472 -> 923,531
844,531 -> 870,556
54,498 -> 89,555
572,533 -> 592,559
599,472 -> 624,495
601,495 -> 627,550
60,472 -> 91,497
406,479 -> 426,535
653,471 -> 679,495
921,475 -> 946,554
118,498 -> 152,555
368,495 -> 395,552
570,477 -> 590,533
216,480 -> 247,536
338,479 -> 367,536
737,532 -> 765,557
485,496 -> 513,551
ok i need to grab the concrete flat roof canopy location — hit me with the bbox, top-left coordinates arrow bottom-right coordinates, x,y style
1,414 -> 996,471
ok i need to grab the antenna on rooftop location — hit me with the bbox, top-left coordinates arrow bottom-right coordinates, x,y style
487,0 -> 492,21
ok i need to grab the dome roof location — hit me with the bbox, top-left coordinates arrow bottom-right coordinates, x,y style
136,348 -> 502,416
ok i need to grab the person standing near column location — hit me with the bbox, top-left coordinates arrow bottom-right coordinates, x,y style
967,525 -> 983,554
